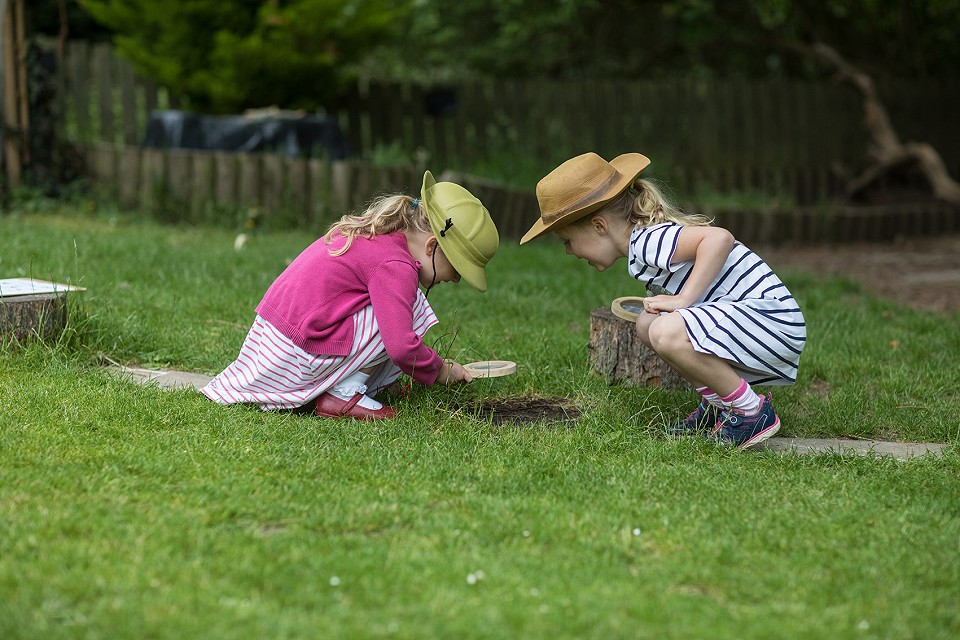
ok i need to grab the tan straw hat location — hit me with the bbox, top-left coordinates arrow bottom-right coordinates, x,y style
421,170 -> 499,292
520,152 -> 651,244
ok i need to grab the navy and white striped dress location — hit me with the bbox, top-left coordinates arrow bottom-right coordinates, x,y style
628,223 -> 806,386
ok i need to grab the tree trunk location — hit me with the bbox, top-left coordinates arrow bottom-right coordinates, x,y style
0,292 -> 68,343
588,307 -> 685,389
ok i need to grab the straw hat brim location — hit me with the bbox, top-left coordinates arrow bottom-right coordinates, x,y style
520,153 -> 651,244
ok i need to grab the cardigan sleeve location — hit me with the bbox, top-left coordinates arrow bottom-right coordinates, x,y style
367,259 -> 443,385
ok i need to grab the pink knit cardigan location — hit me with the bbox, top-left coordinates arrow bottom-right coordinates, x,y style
255,231 -> 443,385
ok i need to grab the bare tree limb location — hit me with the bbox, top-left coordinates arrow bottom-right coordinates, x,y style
805,42 -> 960,205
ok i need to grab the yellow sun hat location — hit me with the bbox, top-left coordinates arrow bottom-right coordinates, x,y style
421,170 -> 499,292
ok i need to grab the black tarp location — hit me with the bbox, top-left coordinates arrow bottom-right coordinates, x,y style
143,110 -> 350,159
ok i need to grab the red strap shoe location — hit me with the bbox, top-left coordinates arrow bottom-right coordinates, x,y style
314,392 -> 397,420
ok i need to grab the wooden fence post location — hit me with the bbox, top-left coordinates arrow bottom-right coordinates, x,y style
140,147 -> 165,215
167,149 -> 193,218
2,0 -> 28,189
261,153 -> 284,216
308,158 -> 332,224
90,142 -> 117,198
117,145 -> 141,210
93,42 -> 114,144
189,150 -> 215,223
238,153 -> 262,211
214,151 -> 238,210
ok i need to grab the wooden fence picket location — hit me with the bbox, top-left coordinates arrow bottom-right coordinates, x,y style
167,149 -> 194,217
69,40 -> 90,139
117,145 -> 140,210
118,60 -> 138,146
238,153 -> 262,211
215,152 -> 238,209
190,151 -> 215,222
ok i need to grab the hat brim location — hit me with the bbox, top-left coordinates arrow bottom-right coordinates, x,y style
448,252 -> 487,291
520,153 -> 651,244
422,169 -> 488,292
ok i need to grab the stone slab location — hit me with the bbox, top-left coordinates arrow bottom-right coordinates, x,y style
758,437 -> 948,461
112,366 -> 212,391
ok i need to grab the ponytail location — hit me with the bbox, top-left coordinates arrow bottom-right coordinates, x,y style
603,179 -> 712,228
324,194 -> 432,256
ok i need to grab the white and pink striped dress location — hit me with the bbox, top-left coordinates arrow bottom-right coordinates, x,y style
201,290 -> 437,410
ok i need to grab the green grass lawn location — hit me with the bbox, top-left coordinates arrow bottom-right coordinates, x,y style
2,208 -> 959,639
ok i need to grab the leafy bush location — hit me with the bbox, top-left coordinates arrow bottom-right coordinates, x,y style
79,0 -> 409,112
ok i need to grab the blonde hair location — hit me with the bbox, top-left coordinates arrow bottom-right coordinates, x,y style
596,179 -> 712,228
323,194 -> 431,256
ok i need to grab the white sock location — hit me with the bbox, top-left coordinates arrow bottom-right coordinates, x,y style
720,379 -> 763,415
329,372 -> 383,410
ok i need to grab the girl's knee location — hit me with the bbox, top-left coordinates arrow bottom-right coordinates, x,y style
646,315 -> 688,353
634,313 -> 655,346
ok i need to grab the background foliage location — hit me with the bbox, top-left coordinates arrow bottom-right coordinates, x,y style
31,0 -> 960,112
74,0 -> 408,112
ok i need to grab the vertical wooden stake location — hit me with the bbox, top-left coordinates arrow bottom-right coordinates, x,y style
2,0 -> 28,188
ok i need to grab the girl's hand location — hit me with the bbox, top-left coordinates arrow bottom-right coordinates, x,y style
643,294 -> 688,314
438,360 -> 473,385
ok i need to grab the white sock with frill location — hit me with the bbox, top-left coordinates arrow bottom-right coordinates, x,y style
329,371 -> 383,410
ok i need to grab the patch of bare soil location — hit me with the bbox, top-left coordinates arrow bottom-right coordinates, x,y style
762,234 -> 960,313
472,396 -> 582,427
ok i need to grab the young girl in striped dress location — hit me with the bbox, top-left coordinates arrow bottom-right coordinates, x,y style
521,152 -> 806,448
201,170 -> 499,420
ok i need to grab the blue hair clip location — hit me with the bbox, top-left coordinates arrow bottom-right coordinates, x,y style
410,197 -> 420,209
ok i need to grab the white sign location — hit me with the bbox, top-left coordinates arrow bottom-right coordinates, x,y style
0,278 -> 86,298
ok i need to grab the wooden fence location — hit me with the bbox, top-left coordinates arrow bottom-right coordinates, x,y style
83,143 -> 960,245
51,40 -> 960,207
83,143 -> 542,238
41,39 -> 960,243
83,143 -> 424,230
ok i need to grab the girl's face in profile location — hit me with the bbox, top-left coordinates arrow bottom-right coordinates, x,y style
555,217 -> 621,272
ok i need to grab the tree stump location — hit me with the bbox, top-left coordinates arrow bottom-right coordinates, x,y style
588,307 -> 685,389
0,292 -> 69,343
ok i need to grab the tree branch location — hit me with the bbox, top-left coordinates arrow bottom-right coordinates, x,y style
798,41 -> 960,205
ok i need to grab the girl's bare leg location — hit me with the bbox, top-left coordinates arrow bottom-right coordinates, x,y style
636,312 -> 740,395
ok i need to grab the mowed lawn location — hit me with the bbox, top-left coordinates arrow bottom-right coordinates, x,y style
2,208 -> 958,639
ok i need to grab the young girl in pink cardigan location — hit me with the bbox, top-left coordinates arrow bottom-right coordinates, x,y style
201,171 -> 499,420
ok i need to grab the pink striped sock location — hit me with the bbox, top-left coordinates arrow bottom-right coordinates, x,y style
719,379 -> 762,415
697,386 -> 722,408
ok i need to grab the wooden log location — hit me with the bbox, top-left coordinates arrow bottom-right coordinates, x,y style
0,293 -> 68,343
588,307 -> 685,389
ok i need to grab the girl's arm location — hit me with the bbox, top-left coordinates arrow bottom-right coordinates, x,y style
368,261 -> 444,385
644,226 -> 735,314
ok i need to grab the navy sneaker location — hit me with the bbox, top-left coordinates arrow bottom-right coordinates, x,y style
711,394 -> 781,449
668,400 -> 719,436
